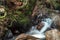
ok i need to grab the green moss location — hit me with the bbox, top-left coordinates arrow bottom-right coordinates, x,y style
50,0 -> 60,10
54,3 -> 60,10
0,0 -> 36,27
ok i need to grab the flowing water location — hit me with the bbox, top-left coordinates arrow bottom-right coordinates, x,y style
26,15 -> 58,39
26,18 -> 52,39
0,0 -> 59,40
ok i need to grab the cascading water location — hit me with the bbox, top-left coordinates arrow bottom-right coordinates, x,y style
26,14 -> 58,39
26,18 -> 53,39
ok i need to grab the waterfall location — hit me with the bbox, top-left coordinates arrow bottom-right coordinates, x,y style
26,18 -> 53,38
39,18 -> 52,33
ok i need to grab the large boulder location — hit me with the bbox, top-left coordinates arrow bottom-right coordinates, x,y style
15,34 -> 40,40
45,29 -> 60,40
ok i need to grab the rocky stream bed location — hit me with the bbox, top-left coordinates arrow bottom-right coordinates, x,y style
0,0 -> 60,40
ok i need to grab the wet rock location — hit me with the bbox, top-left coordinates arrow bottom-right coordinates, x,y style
3,30 -> 15,40
52,15 -> 60,31
45,29 -> 60,40
15,34 -> 40,40
36,22 -> 44,30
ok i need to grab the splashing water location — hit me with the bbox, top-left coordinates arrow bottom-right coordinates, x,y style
26,18 -> 53,38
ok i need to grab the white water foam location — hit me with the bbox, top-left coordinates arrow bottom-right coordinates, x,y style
26,18 -> 53,38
